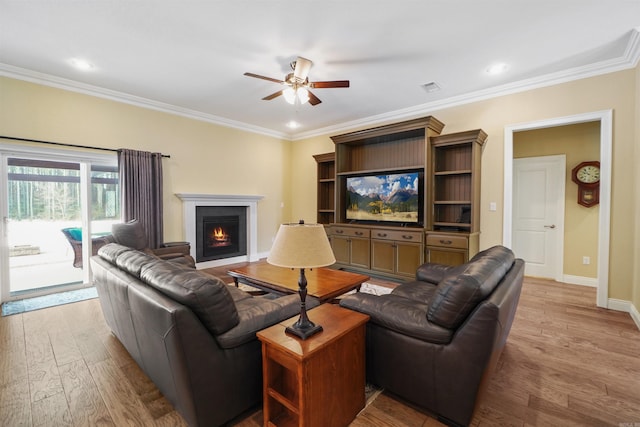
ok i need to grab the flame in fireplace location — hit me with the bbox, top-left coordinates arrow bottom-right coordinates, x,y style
212,227 -> 228,241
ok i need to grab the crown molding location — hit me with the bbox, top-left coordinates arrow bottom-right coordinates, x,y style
2,28 -> 638,142
0,63 -> 289,140
293,27 -> 640,141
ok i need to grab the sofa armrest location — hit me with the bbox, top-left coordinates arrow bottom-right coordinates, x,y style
153,244 -> 191,257
216,294 -> 320,348
340,293 -> 452,344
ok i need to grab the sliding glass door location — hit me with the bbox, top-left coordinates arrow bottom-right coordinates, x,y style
0,145 -> 119,302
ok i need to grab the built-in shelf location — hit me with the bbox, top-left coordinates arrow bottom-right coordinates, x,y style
314,119 -> 486,269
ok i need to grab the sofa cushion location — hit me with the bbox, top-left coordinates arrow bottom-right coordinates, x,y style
427,245 -> 515,329
98,243 -> 135,264
116,249 -> 164,278
391,281 -> 438,301
139,262 -> 240,335
340,293 -> 453,344
112,219 -> 148,250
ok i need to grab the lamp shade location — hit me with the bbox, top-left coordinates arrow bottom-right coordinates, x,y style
267,222 -> 336,268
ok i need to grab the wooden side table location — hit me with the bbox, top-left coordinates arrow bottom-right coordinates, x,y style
256,304 -> 369,427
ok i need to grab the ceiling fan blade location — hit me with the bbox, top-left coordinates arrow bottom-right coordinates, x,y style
307,90 -> 322,106
293,57 -> 313,81
244,72 -> 285,84
262,90 -> 283,101
309,80 -> 350,88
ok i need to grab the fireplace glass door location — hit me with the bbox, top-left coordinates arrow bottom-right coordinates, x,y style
195,206 -> 247,263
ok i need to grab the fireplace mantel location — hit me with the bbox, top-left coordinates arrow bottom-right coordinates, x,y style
176,193 -> 264,268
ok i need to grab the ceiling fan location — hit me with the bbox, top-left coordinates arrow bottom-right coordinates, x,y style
244,56 -> 349,106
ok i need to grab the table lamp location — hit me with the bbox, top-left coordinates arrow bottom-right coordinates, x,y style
267,220 -> 336,339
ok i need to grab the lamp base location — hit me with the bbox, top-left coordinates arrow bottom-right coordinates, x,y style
286,320 -> 323,340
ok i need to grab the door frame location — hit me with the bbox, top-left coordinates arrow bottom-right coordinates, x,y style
503,110 -> 612,308
512,155 -> 566,281
0,142 -> 118,303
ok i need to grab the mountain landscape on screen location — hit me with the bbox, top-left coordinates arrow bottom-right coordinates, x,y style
346,172 -> 421,223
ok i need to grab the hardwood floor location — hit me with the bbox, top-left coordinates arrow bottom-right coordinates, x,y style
1,271 -> 639,426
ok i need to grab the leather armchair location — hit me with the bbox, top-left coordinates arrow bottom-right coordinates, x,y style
340,246 -> 524,427
111,219 -> 195,267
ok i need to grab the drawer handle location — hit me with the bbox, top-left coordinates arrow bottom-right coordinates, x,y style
377,233 -> 387,237
335,229 -> 344,234
402,235 -> 413,240
440,239 -> 453,245
355,231 -> 364,236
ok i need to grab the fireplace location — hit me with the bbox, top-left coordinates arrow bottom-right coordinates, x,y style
196,206 -> 247,263
177,193 -> 263,268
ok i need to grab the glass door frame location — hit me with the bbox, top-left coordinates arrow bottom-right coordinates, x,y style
0,142 -> 118,303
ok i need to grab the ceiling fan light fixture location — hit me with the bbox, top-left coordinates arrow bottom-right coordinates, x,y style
297,87 -> 310,104
283,87 -> 297,104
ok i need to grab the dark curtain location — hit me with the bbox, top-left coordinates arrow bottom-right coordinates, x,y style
118,149 -> 164,248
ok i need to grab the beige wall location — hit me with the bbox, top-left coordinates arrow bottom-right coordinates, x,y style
514,122 -> 600,279
634,64 -> 640,310
293,68 -> 638,303
0,77 -> 292,253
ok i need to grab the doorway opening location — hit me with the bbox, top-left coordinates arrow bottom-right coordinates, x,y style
503,110 -> 612,308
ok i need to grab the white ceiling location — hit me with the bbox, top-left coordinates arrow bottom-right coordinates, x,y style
1,1 -> 639,139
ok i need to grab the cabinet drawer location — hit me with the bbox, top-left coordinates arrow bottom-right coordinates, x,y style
426,234 -> 468,249
371,229 -> 423,243
331,226 -> 370,238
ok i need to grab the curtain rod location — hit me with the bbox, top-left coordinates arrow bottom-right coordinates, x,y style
0,135 -> 171,158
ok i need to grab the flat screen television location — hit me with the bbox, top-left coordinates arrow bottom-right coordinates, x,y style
345,170 -> 424,226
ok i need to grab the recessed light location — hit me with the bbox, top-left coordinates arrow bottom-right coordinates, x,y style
69,58 -> 95,71
486,63 -> 509,75
286,121 -> 300,129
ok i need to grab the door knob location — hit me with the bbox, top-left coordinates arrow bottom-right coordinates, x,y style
544,224 -> 556,229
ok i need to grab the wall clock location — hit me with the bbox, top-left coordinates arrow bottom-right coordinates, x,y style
571,161 -> 600,207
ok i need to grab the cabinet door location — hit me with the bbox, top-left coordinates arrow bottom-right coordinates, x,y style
371,240 -> 395,274
427,247 -> 467,266
350,237 -> 371,269
331,236 -> 351,265
395,242 -> 424,278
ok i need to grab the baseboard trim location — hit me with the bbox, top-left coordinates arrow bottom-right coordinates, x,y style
630,303 -> 640,330
562,274 -> 598,287
607,298 -> 640,330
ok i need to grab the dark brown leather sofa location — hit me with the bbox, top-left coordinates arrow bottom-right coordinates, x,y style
339,245 -> 524,426
91,243 -> 317,426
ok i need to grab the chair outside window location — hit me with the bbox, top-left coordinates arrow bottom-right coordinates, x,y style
61,227 -> 114,268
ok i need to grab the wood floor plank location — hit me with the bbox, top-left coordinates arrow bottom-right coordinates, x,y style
24,328 -> 65,403
49,329 -> 84,367
87,358 -> 156,426
31,391 -> 72,427
0,377 -> 32,426
0,346 -> 28,387
58,359 -> 115,427
0,311 -> 26,352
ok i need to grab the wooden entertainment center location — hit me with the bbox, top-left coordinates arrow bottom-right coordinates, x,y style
314,116 -> 487,280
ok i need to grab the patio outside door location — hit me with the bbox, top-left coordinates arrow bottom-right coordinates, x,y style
0,149 -> 119,301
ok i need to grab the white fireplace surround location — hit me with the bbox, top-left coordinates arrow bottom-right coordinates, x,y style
176,193 -> 264,268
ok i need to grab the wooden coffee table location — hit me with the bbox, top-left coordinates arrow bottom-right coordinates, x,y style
227,262 -> 369,303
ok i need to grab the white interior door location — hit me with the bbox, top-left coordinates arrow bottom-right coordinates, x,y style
512,155 -> 565,280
